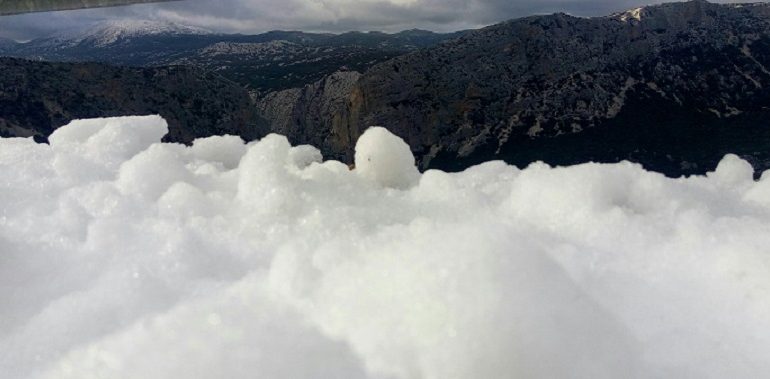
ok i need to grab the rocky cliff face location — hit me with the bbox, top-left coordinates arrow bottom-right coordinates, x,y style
0,57 -> 268,143
256,71 -> 362,156
261,0 -> 770,176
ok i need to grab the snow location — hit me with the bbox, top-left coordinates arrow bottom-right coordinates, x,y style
355,126 -> 420,189
618,7 -> 644,22
1,115 -> 770,378
52,20 -> 211,47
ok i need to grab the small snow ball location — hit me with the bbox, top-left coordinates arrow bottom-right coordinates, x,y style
708,154 -> 755,186
354,126 -> 420,189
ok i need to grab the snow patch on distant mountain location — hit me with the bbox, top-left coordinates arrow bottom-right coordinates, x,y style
57,20 -> 212,47
615,6 -> 645,22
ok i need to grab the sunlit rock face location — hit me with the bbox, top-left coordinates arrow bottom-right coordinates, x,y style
1,115 -> 770,379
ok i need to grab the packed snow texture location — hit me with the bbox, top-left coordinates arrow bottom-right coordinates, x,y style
1,115 -> 770,379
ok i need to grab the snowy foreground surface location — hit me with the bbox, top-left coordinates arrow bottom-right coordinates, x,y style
2,115 -> 770,378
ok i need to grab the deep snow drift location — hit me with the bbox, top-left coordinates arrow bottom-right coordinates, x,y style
1,115 -> 770,378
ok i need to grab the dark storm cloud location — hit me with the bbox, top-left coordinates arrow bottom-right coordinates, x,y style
0,0 -> 744,40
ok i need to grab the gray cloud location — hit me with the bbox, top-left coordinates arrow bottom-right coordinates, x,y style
0,0 -> 744,40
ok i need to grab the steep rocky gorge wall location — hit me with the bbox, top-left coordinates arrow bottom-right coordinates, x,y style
256,71 -> 362,161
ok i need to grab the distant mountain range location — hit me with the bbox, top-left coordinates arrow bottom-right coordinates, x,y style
2,1 -> 770,177
0,21 -> 462,93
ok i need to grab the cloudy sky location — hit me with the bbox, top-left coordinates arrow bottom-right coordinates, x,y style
0,0 -> 742,40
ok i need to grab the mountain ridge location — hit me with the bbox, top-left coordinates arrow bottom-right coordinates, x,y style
2,22 -> 463,92
257,0 -> 770,176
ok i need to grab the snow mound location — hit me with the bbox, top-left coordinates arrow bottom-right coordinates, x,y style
355,126 -> 420,189
1,116 -> 770,379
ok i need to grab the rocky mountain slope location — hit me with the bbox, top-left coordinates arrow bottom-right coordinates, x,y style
0,57 -> 267,143
260,0 -> 770,176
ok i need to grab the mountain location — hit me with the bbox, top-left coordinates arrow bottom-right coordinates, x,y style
0,37 -> 17,53
73,19 -> 211,45
259,0 -> 770,176
44,19 -> 212,49
0,57 -> 267,143
5,20 -> 218,63
2,22 -> 462,93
